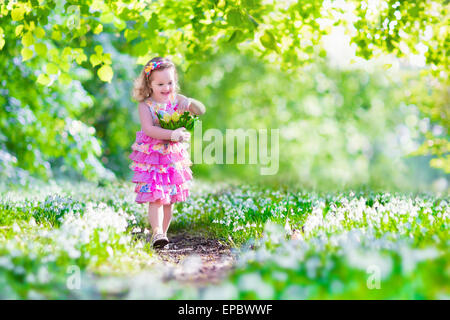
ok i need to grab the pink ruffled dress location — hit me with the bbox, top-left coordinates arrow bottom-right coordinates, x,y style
129,96 -> 193,204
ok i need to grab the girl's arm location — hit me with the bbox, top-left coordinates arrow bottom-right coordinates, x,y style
138,101 -> 173,141
177,94 -> 206,115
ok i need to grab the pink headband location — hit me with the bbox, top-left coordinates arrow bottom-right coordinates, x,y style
144,61 -> 163,78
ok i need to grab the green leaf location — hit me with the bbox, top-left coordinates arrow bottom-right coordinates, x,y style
113,18 -> 126,31
186,118 -> 194,130
228,30 -> 244,44
37,73 -> 50,86
246,14 -> 259,28
46,63 -> 59,75
0,28 -> 4,50
260,30 -> 279,53
227,9 -> 242,26
34,43 -> 47,56
22,31 -> 34,47
100,12 -> 114,24
11,7 -> 25,21
51,30 -> 62,41
75,52 -> 87,64
319,48 -> 327,58
59,73 -> 72,86
132,41 -> 150,56
90,54 -> 102,67
93,24 -> 103,34
34,27 -> 45,38
216,0 -> 226,9
148,13 -> 159,29
180,116 -> 187,127
94,45 -> 103,55
98,64 -> 113,82
242,0 -> 257,8
102,53 -> 112,65
62,47 -> 72,60
60,61 -> 70,72
21,47 -> 33,61
15,25 -> 24,37
48,48 -> 59,61
125,29 -> 139,42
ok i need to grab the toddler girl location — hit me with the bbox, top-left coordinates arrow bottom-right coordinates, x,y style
130,56 -> 206,248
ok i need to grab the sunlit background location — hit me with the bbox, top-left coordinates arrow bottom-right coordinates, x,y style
0,0 -> 448,300
1,0 -> 447,194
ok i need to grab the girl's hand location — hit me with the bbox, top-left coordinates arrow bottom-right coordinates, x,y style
170,127 -> 190,142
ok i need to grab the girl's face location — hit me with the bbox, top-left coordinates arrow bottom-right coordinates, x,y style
149,67 -> 176,103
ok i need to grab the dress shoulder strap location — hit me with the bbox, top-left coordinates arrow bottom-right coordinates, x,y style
144,98 -> 158,125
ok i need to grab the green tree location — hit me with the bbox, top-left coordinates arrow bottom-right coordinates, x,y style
0,0 -> 447,184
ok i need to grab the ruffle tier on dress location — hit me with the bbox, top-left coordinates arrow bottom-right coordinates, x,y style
129,127 -> 193,204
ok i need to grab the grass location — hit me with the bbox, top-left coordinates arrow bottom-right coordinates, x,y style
0,179 -> 448,299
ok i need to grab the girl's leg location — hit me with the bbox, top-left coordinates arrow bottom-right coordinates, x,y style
148,200 -> 164,235
162,203 -> 174,236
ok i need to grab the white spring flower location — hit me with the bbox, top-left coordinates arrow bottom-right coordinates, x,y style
272,271 -> 288,282
41,201 -> 131,260
37,266 -> 51,284
135,241 -> 144,249
0,256 -> 14,270
14,266 -> 26,275
238,272 -> 274,299
99,230 -> 108,243
119,235 -> 131,245
345,248 -> 393,280
25,274 -> 36,284
131,227 -> 141,233
28,217 -> 37,227
126,271 -> 173,299
275,253 -> 299,270
284,218 -> 292,235
12,222 -> 21,233
245,222 -> 257,229
202,282 -> 238,300
79,229 -> 90,244
303,205 -> 324,236
305,256 -> 321,279
399,246 -> 441,276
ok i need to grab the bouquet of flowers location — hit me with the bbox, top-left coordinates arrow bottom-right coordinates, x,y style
156,110 -> 199,131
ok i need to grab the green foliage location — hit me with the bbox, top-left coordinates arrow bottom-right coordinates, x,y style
181,49 -> 446,191
351,0 -> 449,172
0,181 -> 448,299
0,0 -> 447,185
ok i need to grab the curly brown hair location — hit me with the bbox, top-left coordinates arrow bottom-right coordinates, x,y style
131,56 -> 180,102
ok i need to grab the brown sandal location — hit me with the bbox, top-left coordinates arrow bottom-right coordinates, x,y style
152,233 -> 169,248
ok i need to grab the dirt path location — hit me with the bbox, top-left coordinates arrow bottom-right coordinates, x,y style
148,230 -> 236,287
